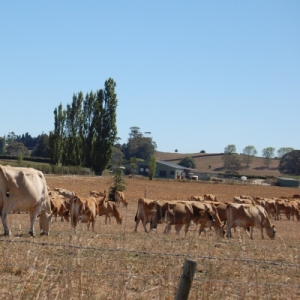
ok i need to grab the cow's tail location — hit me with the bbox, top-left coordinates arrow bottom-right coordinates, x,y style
134,198 -> 142,222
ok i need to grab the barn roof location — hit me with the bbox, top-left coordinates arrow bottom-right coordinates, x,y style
156,160 -> 194,171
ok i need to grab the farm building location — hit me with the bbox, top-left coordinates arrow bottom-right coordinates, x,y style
276,177 -> 300,188
124,160 -> 210,180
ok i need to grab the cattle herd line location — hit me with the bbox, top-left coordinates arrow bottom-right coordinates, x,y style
0,165 -> 299,239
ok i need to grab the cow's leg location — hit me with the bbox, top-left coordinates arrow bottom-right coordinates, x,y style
184,222 -> 191,235
175,224 -> 184,235
226,223 -> 232,238
1,212 -> 11,236
164,223 -> 171,234
260,226 -> 264,239
134,217 -> 140,232
71,214 -> 77,230
142,219 -> 148,233
28,210 -> 36,237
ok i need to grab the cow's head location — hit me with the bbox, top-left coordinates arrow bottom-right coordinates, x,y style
199,208 -> 215,224
266,224 -> 276,240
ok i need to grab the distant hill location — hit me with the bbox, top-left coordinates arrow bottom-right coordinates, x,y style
154,151 -> 281,177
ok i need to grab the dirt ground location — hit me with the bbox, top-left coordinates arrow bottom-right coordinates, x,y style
45,174 -> 299,203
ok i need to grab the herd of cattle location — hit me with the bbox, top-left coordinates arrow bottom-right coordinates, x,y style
0,165 -> 299,239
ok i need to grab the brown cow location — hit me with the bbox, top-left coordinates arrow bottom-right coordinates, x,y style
98,199 -> 123,225
150,200 -> 185,232
114,191 -> 128,208
89,190 -> 106,198
232,196 -> 254,204
265,199 -> 276,219
189,195 -> 204,202
197,202 -> 225,237
204,194 -> 218,202
275,201 -> 300,221
226,203 -> 275,239
70,196 -> 98,231
54,188 -> 76,199
164,202 -> 215,235
50,196 -> 70,222
134,198 -> 156,233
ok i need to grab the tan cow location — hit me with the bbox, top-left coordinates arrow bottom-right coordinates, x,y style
150,200 -> 183,232
226,203 -> 275,239
89,190 -> 106,198
114,191 -> 128,208
98,198 -> 123,225
232,196 -> 254,204
197,202 -> 225,237
275,201 -> 300,221
212,202 -> 228,224
189,195 -> 204,201
164,202 -> 215,235
134,198 -> 156,233
50,196 -> 70,222
265,199 -> 276,218
54,188 -> 76,199
70,196 -> 98,231
0,165 -> 52,236
204,194 -> 218,202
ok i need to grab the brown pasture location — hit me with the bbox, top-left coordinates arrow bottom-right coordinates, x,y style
0,175 -> 299,299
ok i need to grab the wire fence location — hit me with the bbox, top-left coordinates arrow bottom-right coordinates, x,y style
0,236 -> 299,299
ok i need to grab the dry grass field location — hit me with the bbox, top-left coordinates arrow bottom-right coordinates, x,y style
0,175 -> 300,299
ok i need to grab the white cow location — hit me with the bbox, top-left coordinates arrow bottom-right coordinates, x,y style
0,165 -> 52,236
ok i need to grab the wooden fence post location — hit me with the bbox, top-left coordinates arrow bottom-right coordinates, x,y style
175,258 -> 197,300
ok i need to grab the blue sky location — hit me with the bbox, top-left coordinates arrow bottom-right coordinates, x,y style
1,1 -> 299,155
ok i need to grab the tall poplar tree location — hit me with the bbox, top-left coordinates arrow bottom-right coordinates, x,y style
92,78 -> 118,174
49,104 -> 66,165
63,92 -> 84,166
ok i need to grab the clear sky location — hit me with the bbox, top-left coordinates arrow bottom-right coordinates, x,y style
1,1 -> 299,155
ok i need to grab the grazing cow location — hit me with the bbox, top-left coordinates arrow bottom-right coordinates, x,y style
70,196 -> 98,231
98,198 -> 123,224
275,201 -> 300,221
232,196 -> 254,204
212,202 -> 228,224
164,202 -> 215,235
54,188 -> 76,199
0,165 -> 52,236
197,202 -> 225,237
114,191 -> 128,208
89,190 -> 106,198
50,196 -> 70,222
204,194 -> 217,202
226,203 -> 275,239
150,200 -> 181,231
134,198 -> 156,233
265,200 -> 277,219
189,195 -> 204,202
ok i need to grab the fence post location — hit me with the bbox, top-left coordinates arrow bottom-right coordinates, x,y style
175,258 -> 197,300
